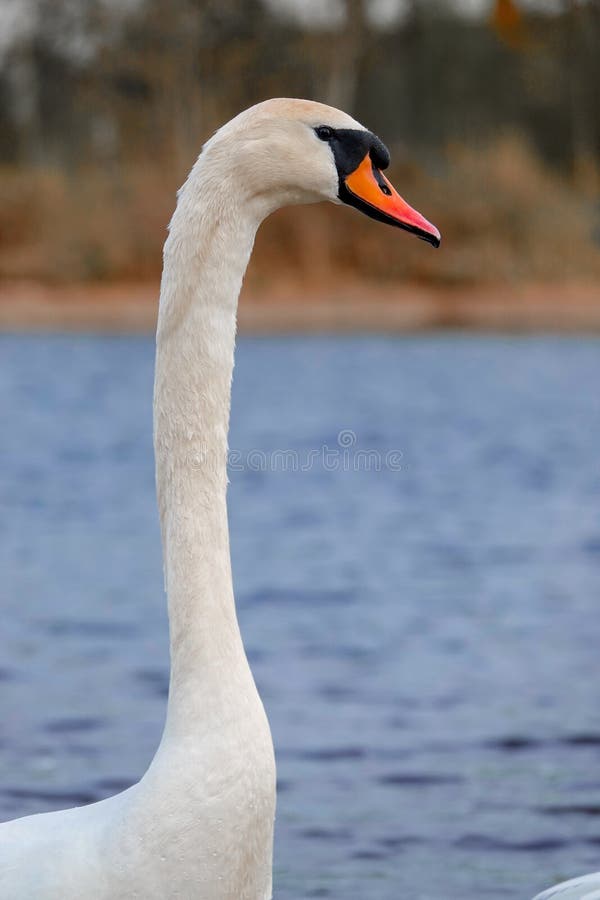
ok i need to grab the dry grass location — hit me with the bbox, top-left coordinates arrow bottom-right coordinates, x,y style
0,165 -> 174,282
0,136 -> 599,288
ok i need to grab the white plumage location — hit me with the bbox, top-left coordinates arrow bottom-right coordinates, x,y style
533,874 -> 600,900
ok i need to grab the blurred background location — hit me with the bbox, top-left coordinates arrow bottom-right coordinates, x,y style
1,3 -> 600,900
0,0 -> 599,326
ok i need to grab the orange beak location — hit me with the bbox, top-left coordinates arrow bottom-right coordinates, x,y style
341,153 -> 441,248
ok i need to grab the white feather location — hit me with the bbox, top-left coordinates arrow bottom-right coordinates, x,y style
533,874 -> 600,900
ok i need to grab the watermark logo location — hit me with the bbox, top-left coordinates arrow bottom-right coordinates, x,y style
218,430 -> 403,473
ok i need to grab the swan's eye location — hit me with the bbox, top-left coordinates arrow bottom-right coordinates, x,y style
315,126 -> 334,142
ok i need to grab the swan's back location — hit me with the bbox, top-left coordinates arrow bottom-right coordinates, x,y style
533,874 -> 600,899
0,787 -> 137,898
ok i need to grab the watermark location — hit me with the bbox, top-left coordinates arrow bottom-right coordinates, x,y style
190,430 -> 402,473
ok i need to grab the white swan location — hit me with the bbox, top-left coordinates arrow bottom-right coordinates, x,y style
0,98 -> 440,899
533,874 -> 600,899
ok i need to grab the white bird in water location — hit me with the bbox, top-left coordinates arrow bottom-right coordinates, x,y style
0,98 -> 440,899
533,874 -> 600,899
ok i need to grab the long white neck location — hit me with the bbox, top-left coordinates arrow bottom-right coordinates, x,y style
153,152 -> 263,740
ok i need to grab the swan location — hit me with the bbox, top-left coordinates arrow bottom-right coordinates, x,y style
533,874 -> 600,899
0,98 -> 440,899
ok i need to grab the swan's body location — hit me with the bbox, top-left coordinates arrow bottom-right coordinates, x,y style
533,874 -> 600,900
0,98 -> 439,900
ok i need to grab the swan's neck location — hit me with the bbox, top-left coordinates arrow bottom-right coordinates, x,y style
154,158 -> 262,739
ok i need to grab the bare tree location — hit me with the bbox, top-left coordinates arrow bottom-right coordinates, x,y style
565,0 -> 598,188
325,0 -> 369,114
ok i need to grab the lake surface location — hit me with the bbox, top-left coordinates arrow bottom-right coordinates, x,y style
1,334 -> 600,899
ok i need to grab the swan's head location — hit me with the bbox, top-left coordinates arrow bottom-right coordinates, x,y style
203,98 -> 440,248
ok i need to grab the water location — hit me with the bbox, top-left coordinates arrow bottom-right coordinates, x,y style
1,334 -> 600,899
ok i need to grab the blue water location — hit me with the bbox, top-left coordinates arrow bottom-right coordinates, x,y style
1,334 -> 600,899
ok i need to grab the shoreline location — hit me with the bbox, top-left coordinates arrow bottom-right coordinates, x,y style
0,280 -> 599,334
